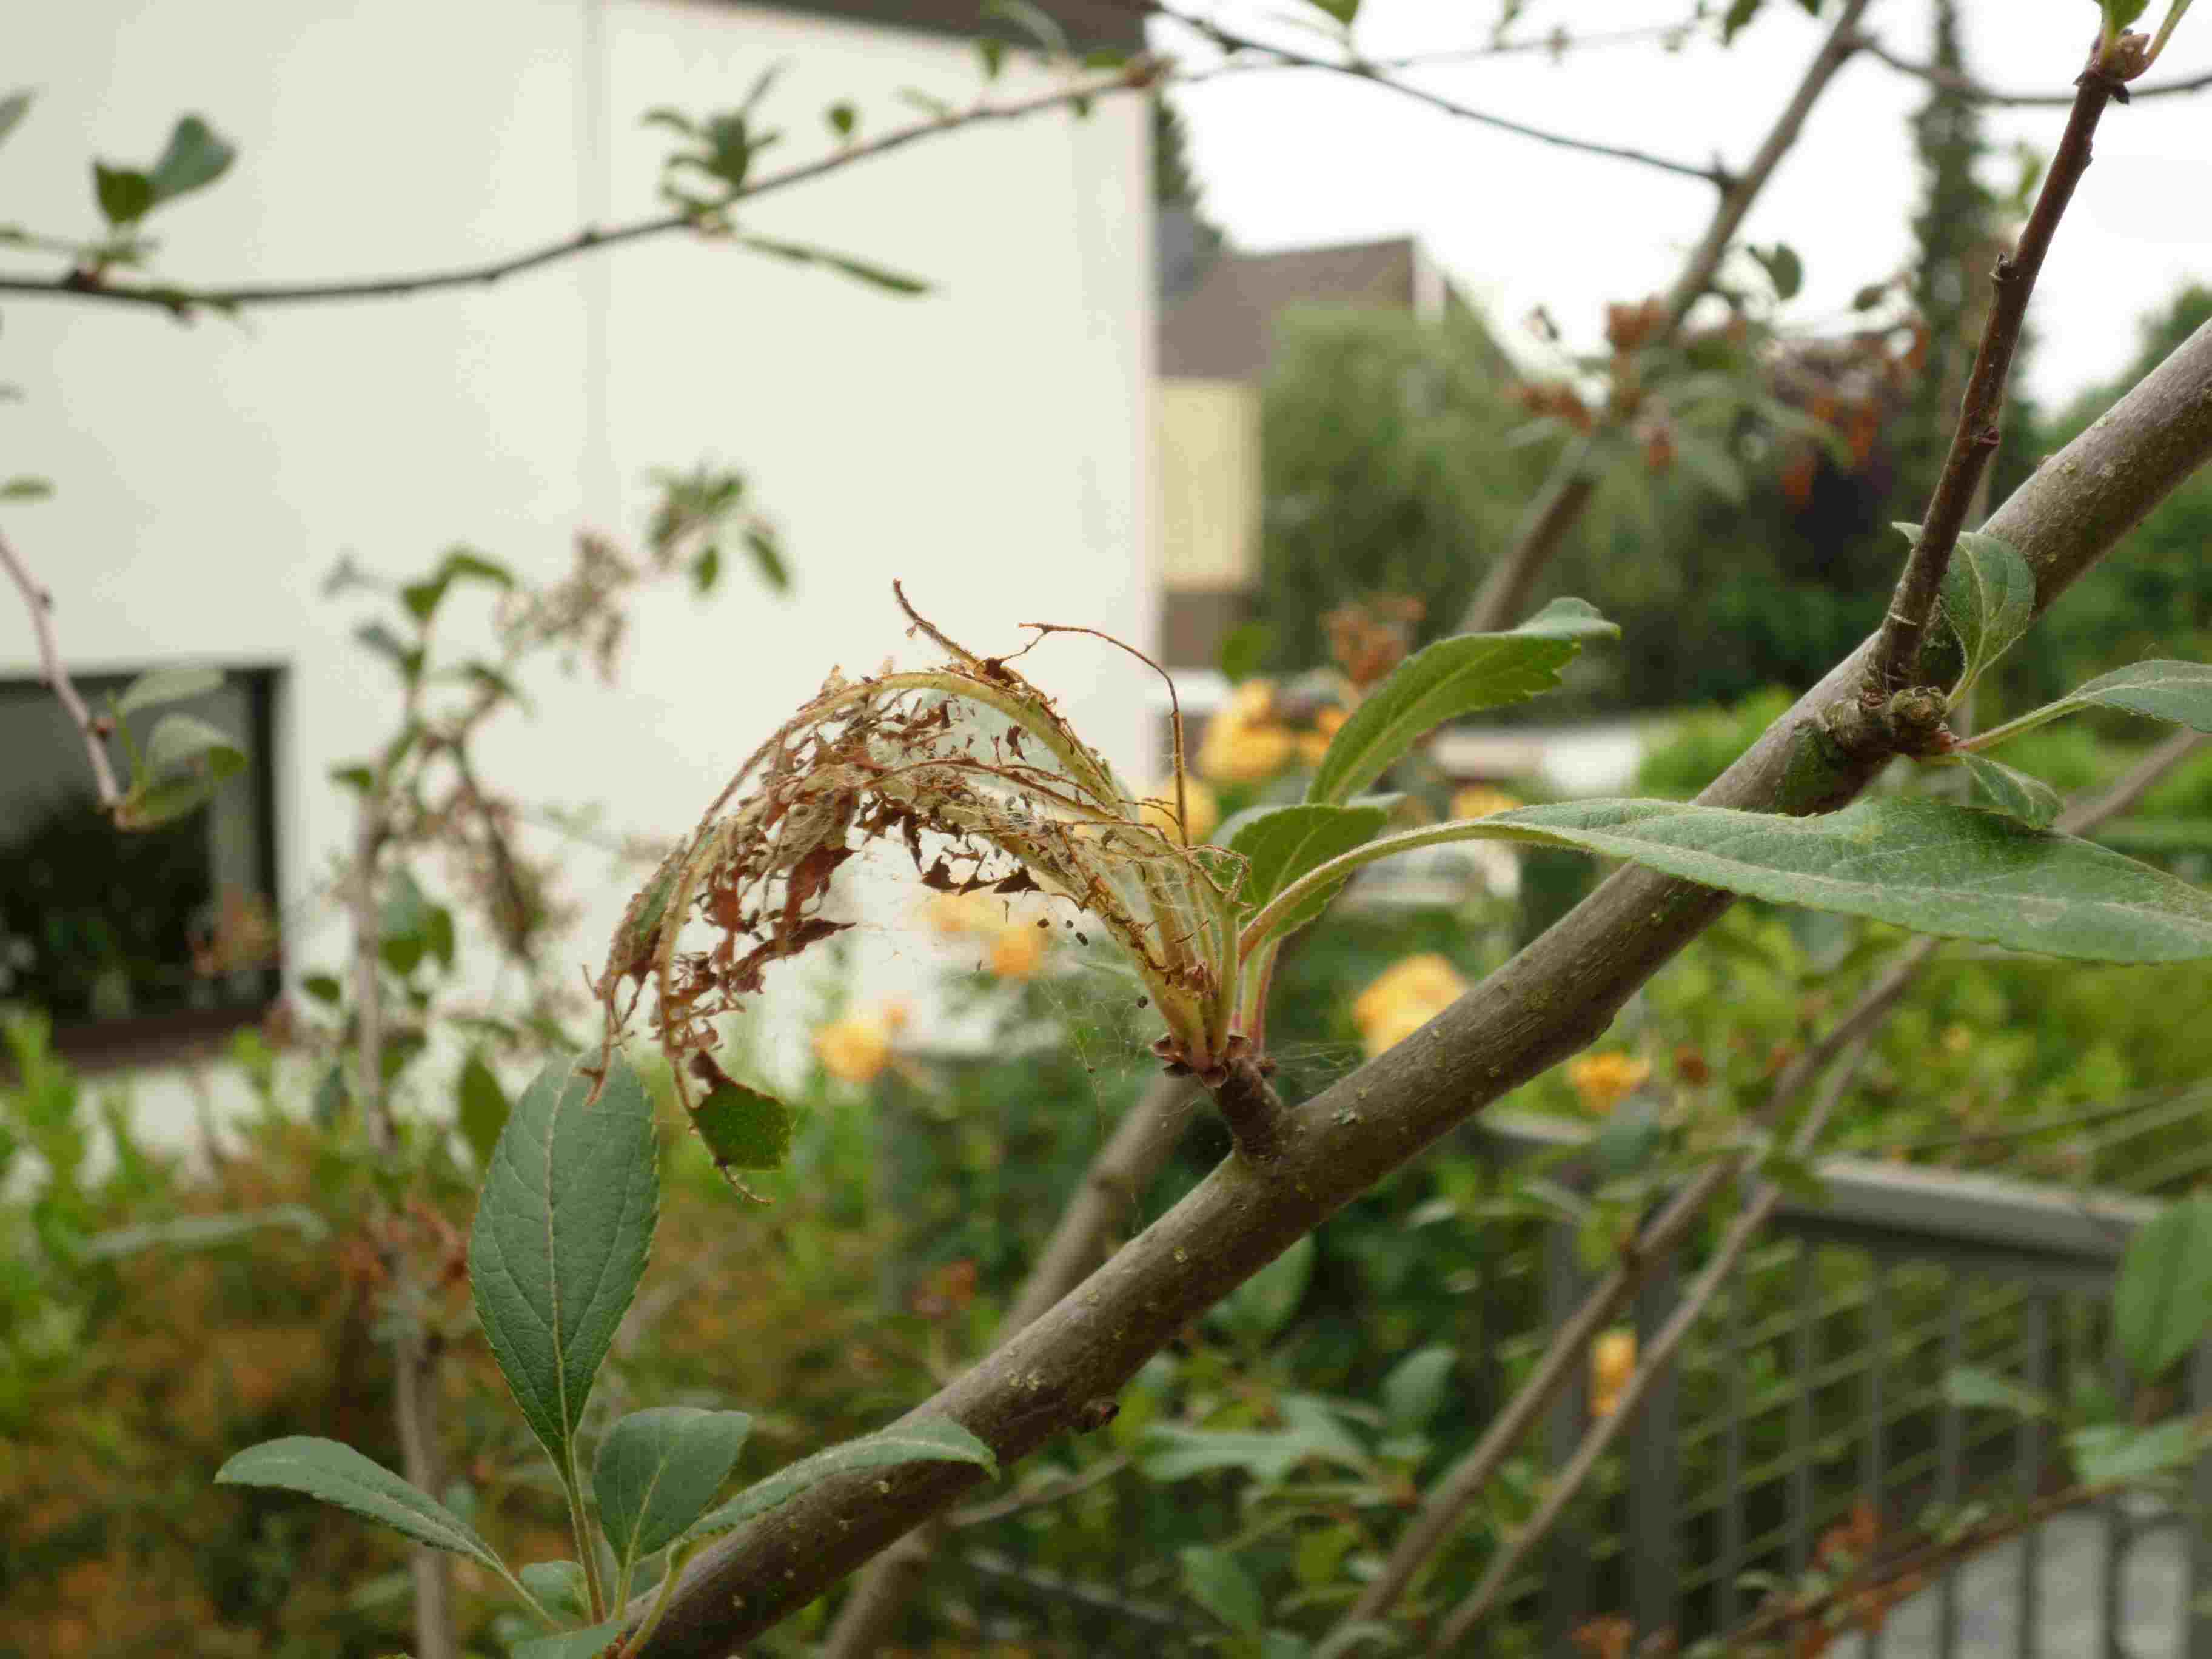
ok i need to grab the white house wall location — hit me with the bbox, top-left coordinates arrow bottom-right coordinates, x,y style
1,0 -> 1154,1136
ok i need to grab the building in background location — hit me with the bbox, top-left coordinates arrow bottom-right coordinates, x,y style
0,0 -> 1151,1099
1155,216 -> 1486,675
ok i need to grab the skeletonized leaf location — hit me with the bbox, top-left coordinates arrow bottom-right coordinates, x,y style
595,1407 -> 753,1570
469,1054 -> 658,1475
1223,802 -> 1392,931
1956,754 -> 2062,830
1307,598 -> 1616,805
2115,1196 -> 2212,1381
1250,796 -> 2212,964
215,1437 -> 506,1573
682,1418 -> 996,1542
1909,521 -> 2035,697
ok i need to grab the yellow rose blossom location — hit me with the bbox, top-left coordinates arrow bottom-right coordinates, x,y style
1352,953 -> 1469,1057
813,1009 -> 897,1085
1450,783 -> 1524,820
924,890 -> 1002,937
1566,1051 -> 1652,1114
1197,679 -> 1301,783
1136,774 -> 1219,843
1590,1328 -> 1637,1416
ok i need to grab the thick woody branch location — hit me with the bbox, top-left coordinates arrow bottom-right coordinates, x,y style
0,529 -> 124,809
1872,65 -> 2121,691
623,320 -> 2212,1657
1459,0 -> 1872,635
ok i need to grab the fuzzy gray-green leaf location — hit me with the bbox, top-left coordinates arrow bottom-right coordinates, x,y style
1225,802 -> 1392,931
2115,1196 -> 2212,1381
1979,660 -> 2212,751
1912,522 -> 2034,699
215,1436 -> 506,1572
682,1418 -> 996,1542
595,1407 -> 752,1570
1956,754 -> 2062,830
1306,598 -> 1615,805
511,1617 -> 626,1659
469,1053 -> 658,1474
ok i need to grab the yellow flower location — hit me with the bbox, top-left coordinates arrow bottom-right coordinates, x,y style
1352,954 -> 1469,1057
989,925 -> 1047,980
1136,774 -> 1219,843
1450,784 -> 1523,820
1942,1022 -> 1972,1057
925,890 -> 1002,938
813,1010 -> 896,1085
1566,1051 -> 1652,1114
1197,679 -> 1301,783
1590,1328 -> 1637,1417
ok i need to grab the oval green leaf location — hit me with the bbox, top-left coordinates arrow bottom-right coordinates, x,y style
2116,1195 -> 2212,1381
215,1436 -> 506,1573
594,1406 -> 753,1569
116,665 -> 223,715
681,1418 -> 996,1543
1909,521 -> 2034,698
469,1053 -> 659,1475
511,1616 -> 626,1659
1223,802 -> 1392,929
1306,598 -> 1615,805
1955,754 -> 2062,830
1977,660 -> 2212,751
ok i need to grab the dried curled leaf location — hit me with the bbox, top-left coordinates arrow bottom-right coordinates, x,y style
598,591 -> 1244,1181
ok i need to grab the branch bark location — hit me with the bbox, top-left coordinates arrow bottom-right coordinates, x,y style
1871,63 -> 2123,691
623,317 -> 2212,1657
1861,33 -> 2212,105
1458,0 -> 1873,635
0,529 -> 124,809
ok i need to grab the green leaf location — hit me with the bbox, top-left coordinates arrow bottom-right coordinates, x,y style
458,1052 -> 511,1170
2115,1196 -> 2212,1379
743,525 -> 789,592
1306,598 -> 1617,804
312,1064 -> 347,1128
2097,0 -> 2153,32
93,163 -> 154,226
356,620 -> 426,684
737,233 -> 931,296
0,90 -> 32,151
1748,242 -> 1802,301
1943,1366 -> 2053,1419
1381,1344 -> 1456,1432
380,868 -> 435,976
682,1418 -> 996,1541
1180,1545 -> 1264,1635
469,1053 -> 659,1477
1956,754 -> 2062,830
2068,1419 -> 2196,1487
691,543 -> 720,596
401,548 -> 516,624
511,1618 -> 626,1659
1723,0 -> 1765,42
146,115 -> 235,206
515,1560 -> 590,1621
826,101 -> 857,139
982,0 -> 1073,53
595,1407 -> 753,1573
1223,803 -> 1392,931
216,1437 -> 507,1575
80,1203 -> 326,1262
1851,281 -> 1890,312
1215,1233 -> 1313,1342
301,973 -> 343,1005
1307,0 -> 1361,22
118,713 -> 246,827
1594,1099 -> 1665,1178
116,665 -> 223,714
690,1076 -> 794,1173
1,475 -> 53,500
1978,660 -> 2212,752
1217,620 -> 1275,685
1906,523 -> 2036,699
1671,428 -> 1746,504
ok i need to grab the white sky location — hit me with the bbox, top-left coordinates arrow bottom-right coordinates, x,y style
1160,1 -> 2212,407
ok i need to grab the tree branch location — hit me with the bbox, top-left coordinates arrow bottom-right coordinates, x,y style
0,65 -> 1155,315
1407,719 -> 2202,1649
1862,33 -> 2212,106
0,528 -> 123,809
622,316 -> 2212,1657
1458,0 -> 1873,635
1145,1 -> 1728,187
1871,62 -> 2123,691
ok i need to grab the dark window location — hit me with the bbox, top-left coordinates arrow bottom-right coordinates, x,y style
0,666 -> 283,1067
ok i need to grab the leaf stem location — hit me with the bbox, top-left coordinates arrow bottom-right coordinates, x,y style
565,1446 -> 609,1621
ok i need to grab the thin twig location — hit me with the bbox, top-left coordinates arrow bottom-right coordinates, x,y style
1872,60 -> 2124,691
1458,0 -> 1874,635
0,65 -> 1151,315
0,528 -> 123,808
1430,1037 -> 1875,1652
1145,1 -> 1727,186
1861,33 -> 2212,106
1336,722 -> 2204,1640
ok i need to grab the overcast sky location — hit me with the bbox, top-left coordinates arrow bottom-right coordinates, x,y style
1159,1 -> 2212,407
